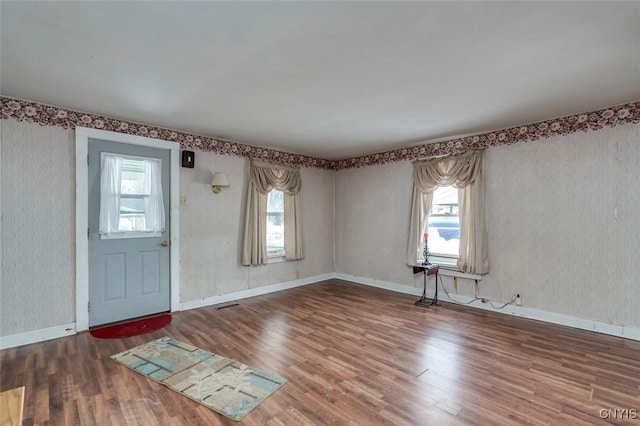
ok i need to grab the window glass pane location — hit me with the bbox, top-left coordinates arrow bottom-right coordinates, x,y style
267,189 -> 284,212
267,190 -> 285,256
99,154 -> 164,238
120,159 -> 145,194
428,185 -> 459,257
119,159 -> 149,232
120,197 -> 145,214
119,213 -> 146,231
119,196 -> 145,232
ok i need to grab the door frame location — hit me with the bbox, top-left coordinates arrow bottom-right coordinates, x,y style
75,126 -> 180,332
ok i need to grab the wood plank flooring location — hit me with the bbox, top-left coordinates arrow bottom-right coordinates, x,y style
1,279 -> 639,425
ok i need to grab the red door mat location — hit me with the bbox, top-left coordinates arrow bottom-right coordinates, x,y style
90,314 -> 172,339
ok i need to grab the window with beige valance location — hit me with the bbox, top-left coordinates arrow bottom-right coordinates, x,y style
242,160 -> 304,265
406,151 -> 488,275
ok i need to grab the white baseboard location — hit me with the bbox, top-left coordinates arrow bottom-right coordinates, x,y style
0,323 -> 76,350
0,273 -> 333,349
180,273 -> 335,311
621,326 -> 640,341
333,273 -> 424,297
335,273 -> 640,342
4,272 -> 638,348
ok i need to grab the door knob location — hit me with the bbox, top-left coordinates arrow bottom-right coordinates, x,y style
161,240 -> 170,247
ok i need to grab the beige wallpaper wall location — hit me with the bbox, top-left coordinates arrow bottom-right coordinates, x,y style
335,122 -> 640,328
0,119 -> 335,337
483,122 -> 639,327
178,151 -> 335,302
1,120 -> 76,335
334,161 -> 414,285
1,116 -> 637,338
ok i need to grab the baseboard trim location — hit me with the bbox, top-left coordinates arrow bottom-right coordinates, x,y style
333,273 -> 424,297
180,273 -> 335,311
4,273 -> 638,348
335,273 -> 640,342
1,273 -> 335,349
0,323 -> 76,350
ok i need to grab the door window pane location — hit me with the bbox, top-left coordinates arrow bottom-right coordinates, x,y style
119,159 -> 147,231
99,153 -> 165,238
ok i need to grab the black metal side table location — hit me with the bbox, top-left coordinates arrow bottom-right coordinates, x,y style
412,264 -> 439,308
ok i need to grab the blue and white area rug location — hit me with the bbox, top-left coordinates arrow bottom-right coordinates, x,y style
111,337 -> 287,421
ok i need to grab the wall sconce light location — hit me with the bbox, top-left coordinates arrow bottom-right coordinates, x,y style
211,172 -> 230,194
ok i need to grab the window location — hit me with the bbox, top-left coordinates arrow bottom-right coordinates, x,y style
407,151 -> 487,274
242,160 -> 303,266
427,185 -> 459,259
99,153 -> 165,238
266,189 -> 285,257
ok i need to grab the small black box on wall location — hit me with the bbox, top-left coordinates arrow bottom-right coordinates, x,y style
181,151 -> 195,168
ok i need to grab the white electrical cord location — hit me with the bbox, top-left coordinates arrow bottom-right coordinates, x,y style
439,276 -> 517,310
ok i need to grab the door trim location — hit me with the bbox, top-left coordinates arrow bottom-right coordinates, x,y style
75,126 -> 180,332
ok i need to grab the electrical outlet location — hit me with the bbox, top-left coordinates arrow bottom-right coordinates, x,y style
515,294 -> 522,306
179,195 -> 188,206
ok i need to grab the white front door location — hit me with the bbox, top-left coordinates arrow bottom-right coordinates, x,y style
88,139 -> 171,327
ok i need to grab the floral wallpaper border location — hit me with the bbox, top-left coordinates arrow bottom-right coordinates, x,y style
1,96 -> 638,170
0,96 -> 333,169
334,100 -> 640,170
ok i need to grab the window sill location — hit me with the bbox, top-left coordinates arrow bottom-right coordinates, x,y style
427,255 -> 457,268
100,231 -> 162,240
266,256 -> 286,264
421,256 -> 483,281
438,267 -> 482,281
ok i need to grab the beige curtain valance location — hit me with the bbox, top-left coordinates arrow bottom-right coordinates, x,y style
413,151 -> 483,192
250,160 -> 301,195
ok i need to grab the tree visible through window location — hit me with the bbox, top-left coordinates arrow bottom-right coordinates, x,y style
266,189 -> 285,257
427,185 -> 459,258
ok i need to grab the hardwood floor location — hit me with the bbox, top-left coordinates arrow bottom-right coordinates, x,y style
1,279 -> 639,425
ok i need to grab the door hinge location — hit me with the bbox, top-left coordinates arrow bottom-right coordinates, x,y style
87,153 -> 90,165
88,302 -> 90,312
88,227 -> 90,239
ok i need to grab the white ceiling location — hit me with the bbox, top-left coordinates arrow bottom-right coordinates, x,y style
2,1 -> 639,160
